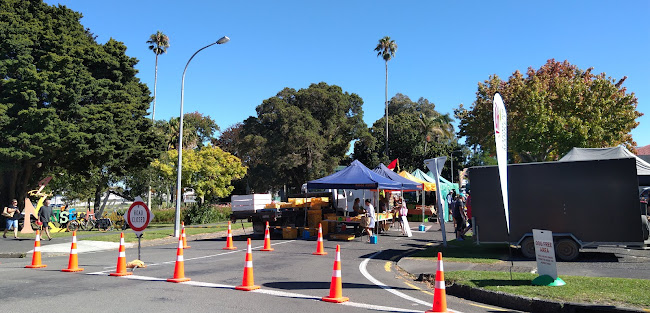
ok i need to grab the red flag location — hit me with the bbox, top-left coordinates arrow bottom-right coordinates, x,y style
387,158 -> 398,170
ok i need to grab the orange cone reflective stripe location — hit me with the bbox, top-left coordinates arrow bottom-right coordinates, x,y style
260,221 -> 273,251
322,245 -> 348,303
426,252 -> 448,313
62,231 -> 84,272
167,233 -> 190,282
235,238 -> 260,291
110,232 -> 132,276
25,230 -> 47,268
223,221 -> 237,250
312,223 -> 327,255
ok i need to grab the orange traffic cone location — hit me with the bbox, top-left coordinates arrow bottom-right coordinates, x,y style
235,238 -> 260,291
110,233 -> 132,276
181,222 -> 191,249
25,230 -> 47,269
312,223 -> 327,255
167,233 -> 190,283
62,231 -> 84,272
223,221 -> 237,250
322,245 -> 348,303
260,221 -> 273,251
425,252 -> 448,313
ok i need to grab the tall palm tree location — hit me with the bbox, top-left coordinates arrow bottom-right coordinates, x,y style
147,31 -> 169,208
418,112 -> 454,153
147,31 -> 170,121
375,36 -> 397,158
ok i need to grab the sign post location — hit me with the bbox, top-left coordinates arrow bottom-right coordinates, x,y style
531,229 -> 565,286
125,196 -> 153,260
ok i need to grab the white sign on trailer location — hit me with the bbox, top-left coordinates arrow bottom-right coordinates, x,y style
533,229 -> 558,279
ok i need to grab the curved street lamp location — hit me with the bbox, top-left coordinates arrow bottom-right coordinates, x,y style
175,36 -> 230,237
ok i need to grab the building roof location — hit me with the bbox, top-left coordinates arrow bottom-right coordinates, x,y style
637,144 -> 650,156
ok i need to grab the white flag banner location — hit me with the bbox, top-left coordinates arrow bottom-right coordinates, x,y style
493,93 -> 510,234
424,157 -> 448,246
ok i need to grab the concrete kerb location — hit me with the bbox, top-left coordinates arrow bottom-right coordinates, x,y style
396,257 -> 647,313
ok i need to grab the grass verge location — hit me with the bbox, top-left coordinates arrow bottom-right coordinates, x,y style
445,271 -> 650,309
410,235 -> 509,264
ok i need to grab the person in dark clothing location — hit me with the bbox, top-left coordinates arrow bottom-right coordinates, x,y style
38,199 -> 53,240
452,195 -> 466,240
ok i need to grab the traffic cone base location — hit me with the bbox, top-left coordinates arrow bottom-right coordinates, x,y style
62,268 -> 84,272
223,246 -> 237,250
167,277 -> 191,283
26,231 -> 47,269
322,295 -> 349,303
109,271 -> 133,277
235,284 -> 260,291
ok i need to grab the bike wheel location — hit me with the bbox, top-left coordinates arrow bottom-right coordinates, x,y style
67,221 -> 79,232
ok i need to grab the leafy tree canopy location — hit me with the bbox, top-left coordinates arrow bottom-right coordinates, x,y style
0,0 -> 162,205
151,146 -> 246,203
353,94 -> 457,173
455,59 -> 643,162
239,82 -> 366,192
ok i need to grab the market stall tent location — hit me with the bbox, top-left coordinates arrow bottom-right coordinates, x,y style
307,160 -> 402,190
559,146 -> 650,185
372,164 -> 423,191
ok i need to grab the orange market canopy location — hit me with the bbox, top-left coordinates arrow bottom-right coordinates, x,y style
399,171 -> 436,191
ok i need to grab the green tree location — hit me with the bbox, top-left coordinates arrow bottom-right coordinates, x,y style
240,82 -> 366,192
353,94 -> 458,175
374,36 -> 397,158
151,146 -> 246,204
455,59 -> 643,162
146,31 -> 169,121
0,0 -> 162,207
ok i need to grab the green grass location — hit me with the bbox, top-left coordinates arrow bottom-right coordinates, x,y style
410,235 -> 509,264
445,271 -> 650,309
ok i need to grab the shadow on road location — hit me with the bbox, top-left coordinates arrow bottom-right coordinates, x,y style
263,281 -> 415,291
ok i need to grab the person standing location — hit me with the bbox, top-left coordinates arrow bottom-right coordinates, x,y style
364,199 -> 376,241
3,199 -> 20,239
452,195 -> 466,240
399,198 -> 409,235
38,199 -> 54,240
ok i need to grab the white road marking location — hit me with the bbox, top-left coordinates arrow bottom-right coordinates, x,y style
359,251 -> 463,313
91,240 -> 297,274
88,273 -> 422,312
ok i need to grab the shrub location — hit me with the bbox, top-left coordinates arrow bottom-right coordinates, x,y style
183,203 -> 232,225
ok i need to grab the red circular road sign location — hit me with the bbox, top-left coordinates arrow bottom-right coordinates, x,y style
126,201 -> 151,232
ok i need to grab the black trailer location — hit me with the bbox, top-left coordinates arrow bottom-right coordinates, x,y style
469,158 -> 649,261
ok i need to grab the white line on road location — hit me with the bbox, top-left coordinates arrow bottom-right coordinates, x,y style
88,273 -> 422,312
358,251 -> 463,313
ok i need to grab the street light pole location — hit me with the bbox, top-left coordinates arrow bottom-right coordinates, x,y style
174,36 -> 230,238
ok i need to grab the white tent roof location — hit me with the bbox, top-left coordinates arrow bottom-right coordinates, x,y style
559,145 -> 650,176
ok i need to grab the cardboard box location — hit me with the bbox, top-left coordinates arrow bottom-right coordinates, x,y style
282,227 -> 298,239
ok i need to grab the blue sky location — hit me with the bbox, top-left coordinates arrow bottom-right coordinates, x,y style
45,0 -> 650,147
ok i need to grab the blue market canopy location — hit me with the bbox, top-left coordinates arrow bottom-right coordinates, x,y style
307,160 -> 402,190
372,163 -> 423,191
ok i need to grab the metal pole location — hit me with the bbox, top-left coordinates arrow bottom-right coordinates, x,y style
137,234 -> 142,260
174,37 -> 229,238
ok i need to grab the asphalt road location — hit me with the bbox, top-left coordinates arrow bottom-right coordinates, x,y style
0,225 -> 525,313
